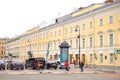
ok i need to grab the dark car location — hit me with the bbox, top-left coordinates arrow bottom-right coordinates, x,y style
25,57 -> 46,69
46,60 -> 58,69
0,60 -> 5,70
7,60 -> 24,70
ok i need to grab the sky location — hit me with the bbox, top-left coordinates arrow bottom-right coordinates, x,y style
0,0 -> 105,38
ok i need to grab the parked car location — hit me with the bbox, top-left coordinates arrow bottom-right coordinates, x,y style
7,60 -> 24,70
0,60 -> 5,70
53,58 -> 60,64
46,60 -> 58,69
25,57 -> 46,69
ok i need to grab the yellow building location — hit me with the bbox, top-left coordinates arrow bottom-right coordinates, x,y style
0,38 -> 8,58
5,0 -> 120,69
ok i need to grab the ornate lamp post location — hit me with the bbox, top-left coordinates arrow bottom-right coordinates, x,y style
75,25 -> 81,68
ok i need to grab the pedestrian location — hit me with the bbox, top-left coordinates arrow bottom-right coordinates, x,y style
65,60 -> 69,71
79,61 -> 84,72
37,60 -> 40,70
73,60 -> 76,67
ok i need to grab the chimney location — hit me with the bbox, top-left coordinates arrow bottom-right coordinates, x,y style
105,0 -> 113,3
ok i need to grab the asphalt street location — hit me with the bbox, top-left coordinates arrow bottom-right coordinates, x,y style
0,73 -> 120,80
0,68 -> 120,80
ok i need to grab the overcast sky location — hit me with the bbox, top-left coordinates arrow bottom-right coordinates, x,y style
0,0 -> 105,38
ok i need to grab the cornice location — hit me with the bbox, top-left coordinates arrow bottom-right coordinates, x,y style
88,32 -> 94,36
81,33 -> 86,37
97,31 -> 105,35
107,29 -> 115,33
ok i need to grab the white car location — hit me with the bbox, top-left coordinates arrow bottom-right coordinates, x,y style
46,60 -> 58,69
53,58 -> 60,64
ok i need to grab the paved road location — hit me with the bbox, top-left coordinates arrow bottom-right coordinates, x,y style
0,69 -> 120,80
0,73 -> 120,80
0,68 -> 98,75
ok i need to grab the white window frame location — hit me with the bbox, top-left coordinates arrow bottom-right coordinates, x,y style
109,53 -> 114,63
118,14 -> 120,21
99,19 -> 103,26
89,37 -> 93,48
99,53 -> 103,63
64,28 -> 67,34
108,33 -> 114,46
82,38 -> 85,48
82,24 -> 85,30
119,32 -> 120,45
76,39 -> 78,49
70,27 -> 72,33
54,42 -> 56,50
55,31 -> 56,36
46,32 -> 48,38
59,30 -> 61,35
108,16 -> 113,24
89,54 -> 92,64
89,22 -> 93,28
50,42 -> 52,50
70,40 -> 72,49
99,35 -> 103,47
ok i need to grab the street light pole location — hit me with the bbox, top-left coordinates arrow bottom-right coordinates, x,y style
75,25 -> 81,68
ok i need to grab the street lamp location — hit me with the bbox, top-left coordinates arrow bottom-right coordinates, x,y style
75,25 -> 81,68
46,41 -> 51,61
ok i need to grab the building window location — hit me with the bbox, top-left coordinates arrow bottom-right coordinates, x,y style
119,32 -> 120,45
2,46 -> 4,49
70,27 -> 72,33
89,37 -> 93,48
76,39 -> 78,49
50,42 -> 52,50
108,16 -> 113,23
43,33 -> 45,38
64,28 -> 67,34
89,54 -> 92,64
99,54 -> 103,63
99,19 -> 103,26
54,42 -> 56,50
100,35 -> 103,47
42,44 -> 44,51
89,22 -> 93,28
55,31 -> 56,36
109,53 -> 114,63
82,38 -> 85,48
70,40 -> 72,48
51,32 -> 52,37
109,34 -> 113,46
46,32 -> 48,38
119,14 -> 120,21
82,24 -> 85,30
59,30 -> 61,35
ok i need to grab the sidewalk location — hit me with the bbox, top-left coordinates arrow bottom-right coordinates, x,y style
27,68 -> 104,74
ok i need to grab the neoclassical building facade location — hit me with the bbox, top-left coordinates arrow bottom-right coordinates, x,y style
0,38 -> 8,58
5,0 -> 120,68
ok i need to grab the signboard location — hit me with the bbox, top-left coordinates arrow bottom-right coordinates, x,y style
60,48 -> 68,63
116,50 -> 120,54
115,48 -> 120,56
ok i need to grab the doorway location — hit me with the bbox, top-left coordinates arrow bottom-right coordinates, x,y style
75,54 -> 79,65
82,54 -> 85,63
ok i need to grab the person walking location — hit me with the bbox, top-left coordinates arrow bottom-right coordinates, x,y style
37,60 -> 40,70
65,60 -> 69,71
79,61 -> 84,72
73,60 -> 76,67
